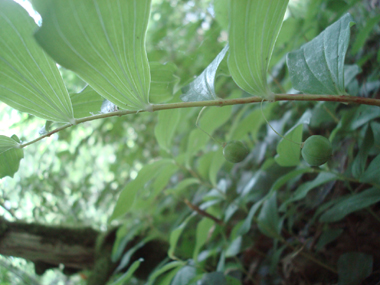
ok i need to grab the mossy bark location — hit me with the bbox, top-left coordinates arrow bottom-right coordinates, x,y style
0,218 -> 168,285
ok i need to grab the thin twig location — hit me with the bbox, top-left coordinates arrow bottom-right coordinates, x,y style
19,94 -> 380,149
184,199 -> 224,226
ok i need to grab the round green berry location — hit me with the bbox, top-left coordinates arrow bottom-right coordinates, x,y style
301,135 -> 332,166
223,140 -> 249,163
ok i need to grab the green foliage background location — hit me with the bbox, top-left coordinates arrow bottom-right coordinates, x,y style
0,0 -> 380,284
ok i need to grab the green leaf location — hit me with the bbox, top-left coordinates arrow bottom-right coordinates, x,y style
70,86 -> 103,118
154,109 -> 180,152
275,111 -> 311,167
198,272 -> 227,285
344,65 -> 361,87
155,266 -> 182,285
237,200 -> 263,236
287,13 -> 355,95
0,135 -> 24,179
111,258 -> 143,285
351,125 -> 374,179
0,0 -> 74,123
149,62 -> 179,104
266,167 -> 313,198
257,193 -> 282,239
193,218 -> 215,262
349,105 -> 380,130
228,103 -> 274,141
319,188 -> 380,223
165,178 -> 199,196
199,106 -> 233,134
171,266 -> 197,285
34,0 -> 152,110
209,150 -> 225,186
281,172 -> 337,210
111,222 -> 143,262
147,261 -> 185,285
360,155 -> 380,186
315,228 -> 343,251
116,236 -> 152,272
186,106 -> 232,164
225,236 -> 242,257
225,276 -> 242,285
181,45 -> 229,102
213,0 -> 229,30
351,14 -> 380,54
168,214 -> 194,259
110,159 -> 173,221
338,252 -> 373,285
0,135 -> 20,155
228,0 -> 289,98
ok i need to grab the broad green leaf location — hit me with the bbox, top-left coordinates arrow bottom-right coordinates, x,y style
257,193 -> 282,239
351,14 -> 380,54
275,125 -> 303,167
225,236 -> 242,257
181,45 -> 229,102
275,111 -> 311,167
110,159 -> 172,221
111,259 -> 143,285
149,62 -> 179,104
168,214 -> 194,259
199,272 -> 227,285
186,106 -> 232,164
287,13 -> 355,95
155,266 -> 182,285
209,150 -> 225,186
360,155 -> 380,186
116,236 -> 153,272
0,135 -> 20,155
319,188 -> 380,223
199,106 -> 233,134
266,167 -> 313,198
0,0 -> 74,123
213,0 -> 229,30
147,261 -> 185,285
228,0 -> 288,98
280,172 -> 337,210
338,252 -> 373,285
154,109 -> 180,152
229,103 -> 274,141
351,126 -> 374,179
0,135 -> 24,179
186,129 -> 209,166
225,276 -> 242,285
349,105 -> 380,131
344,65 -> 361,87
111,222 -> 143,262
237,200 -> 263,236
315,228 -> 343,251
34,0 -> 152,110
70,86 -> 103,118
193,217 -> 215,262
171,266 -> 197,285
165,178 -> 199,196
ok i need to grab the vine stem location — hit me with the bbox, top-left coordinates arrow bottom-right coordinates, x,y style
20,94 -> 380,148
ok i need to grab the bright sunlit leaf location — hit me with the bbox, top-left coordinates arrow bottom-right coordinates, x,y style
0,135 -> 24,178
0,0 -> 74,123
228,0 -> 288,98
34,0 -> 152,110
181,45 -> 229,102
287,13 -> 355,95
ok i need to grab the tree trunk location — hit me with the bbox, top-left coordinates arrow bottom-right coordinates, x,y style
0,218 -> 168,284
0,218 -> 98,274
